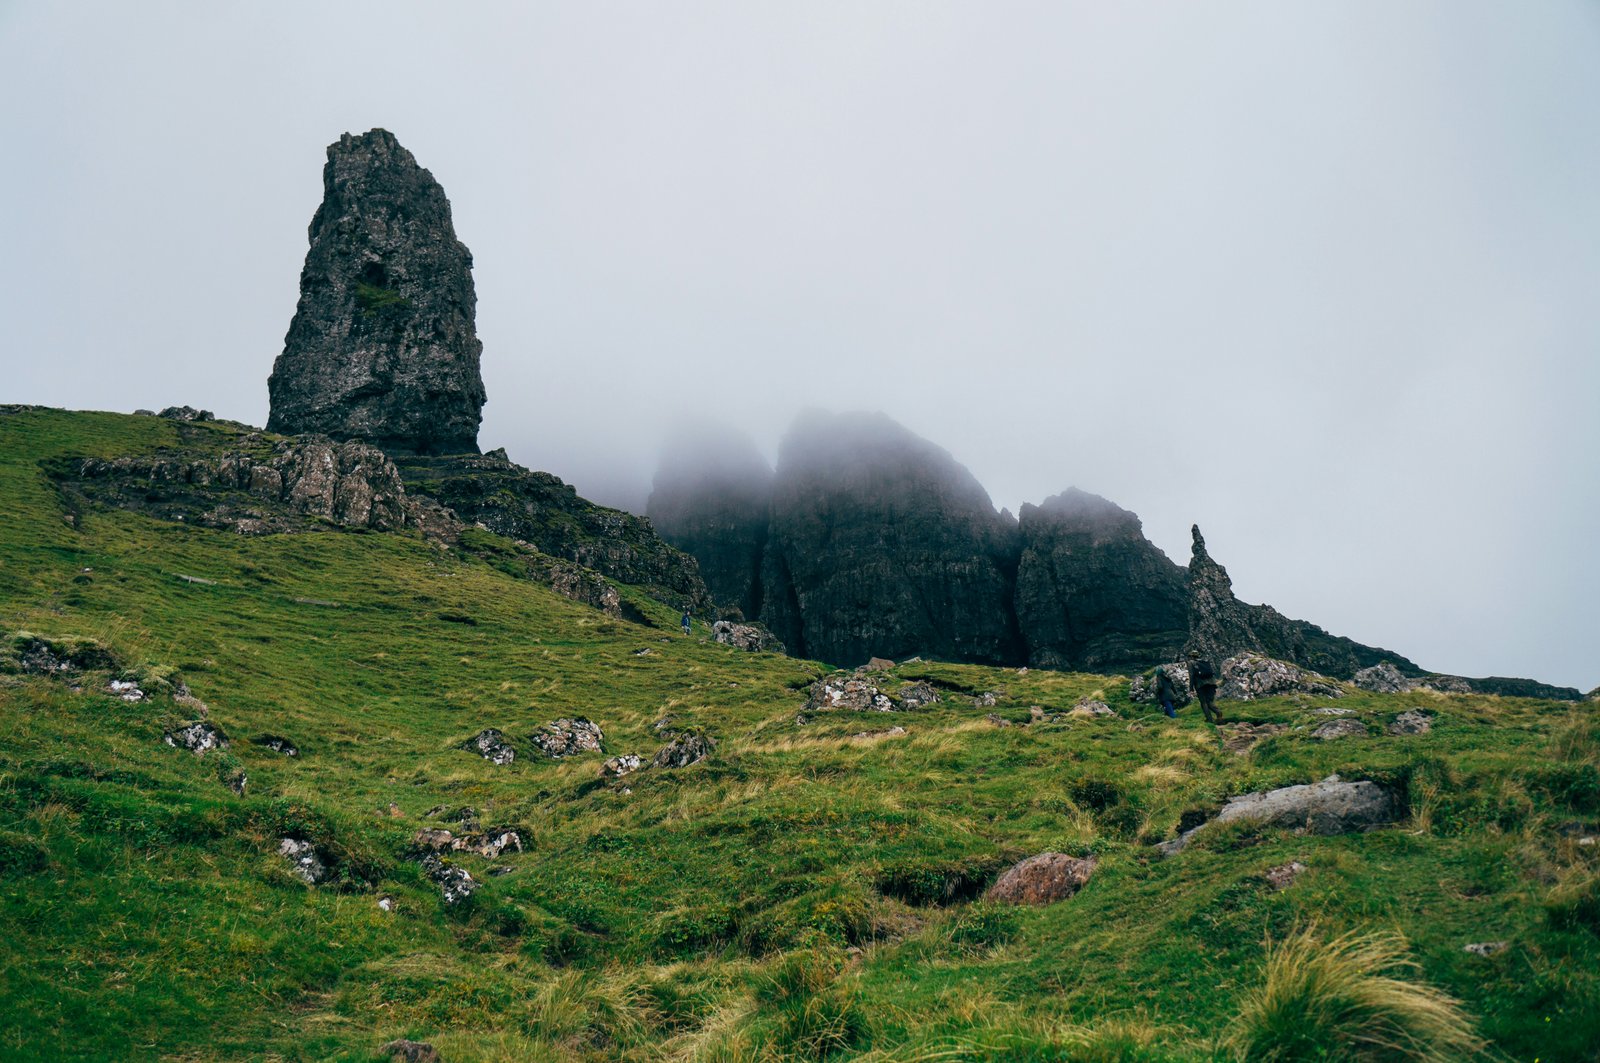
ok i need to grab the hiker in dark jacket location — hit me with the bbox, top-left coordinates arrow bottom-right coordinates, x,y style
1186,651 -> 1222,724
1154,667 -> 1180,719
680,611 -> 692,636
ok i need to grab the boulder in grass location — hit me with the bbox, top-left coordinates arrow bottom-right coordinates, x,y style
1387,709 -> 1433,736
165,721 -> 229,755
380,1038 -> 440,1063
1312,718 -> 1367,741
601,753 -> 643,778
463,728 -> 515,765
984,853 -> 1096,906
1353,661 -> 1414,694
454,829 -> 522,859
1263,861 -> 1308,890
1068,700 -> 1116,718
1158,774 -> 1401,856
253,734 -> 300,757
420,853 -> 476,905
279,837 -> 328,885
652,731 -> 715,769
531,717 -> 603,758
897,681 -> 942,709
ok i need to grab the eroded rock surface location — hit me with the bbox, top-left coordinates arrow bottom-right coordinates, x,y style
712,620 -> 785,653
1220,653 -> 1344,701
984,853 -> 1096,906
1354,661 -> 1414,694
1387,709 -> 1433,736
420,853 -> 477,905
806,672 -> 896,713
165,721 -> 229,755
464,728 -> 515,765
531,718 -> 603,759
1158,775 -> 1401,856
279,838 -> 329,884
652,732 -> 715,769
268,128 -> 485,454
1312,718 -> 1368,741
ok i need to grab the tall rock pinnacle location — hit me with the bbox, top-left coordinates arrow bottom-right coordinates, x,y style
268,129 -> 486,454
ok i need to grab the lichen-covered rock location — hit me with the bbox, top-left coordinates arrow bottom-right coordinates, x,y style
464,728 -> 515,765
1220,653 -> 1344,701
454,829 -> 522,859
1068,699 -> 1117,718
531,718 -> 604,758
652,732 -> 715,769
253,734 -> 300,757
601,754 -> 643,778
1353,661 -> 1414,693
107,678 -> 144,702
1418,674 -> 1472,694
164,721 -> 229,755
1159,775 -> 1400,856
805,672 -> 895,713
412,828 -> 456,852
420,853 -> 476,905
1129,663 -> 1195,705
380,1039 -> 440,1063
268,129 -> 485,454
984,853 -> 1096,906
159,405 -> 212,422
896,681 -> 941,709
1263,861 -> 1308,890
1312,718 -> 1368,741
711,620 -> 785,653
12,633 -> 118,674
1387,709 -> 1433,736
279,837 -> 328,884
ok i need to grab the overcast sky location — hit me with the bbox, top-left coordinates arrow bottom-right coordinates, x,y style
2,2 -> 1596,690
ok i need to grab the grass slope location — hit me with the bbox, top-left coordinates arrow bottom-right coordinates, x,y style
1,408 -> 1596,1061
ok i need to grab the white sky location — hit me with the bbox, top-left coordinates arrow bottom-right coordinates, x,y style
2,2 -> 1596,689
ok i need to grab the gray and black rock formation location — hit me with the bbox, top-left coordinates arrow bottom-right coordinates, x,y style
1158,775 -> 1401,856
268,129 -> 486,454
1014,489 -> 1188,672
647,427 -> 773,620
758,411 -> 1021,665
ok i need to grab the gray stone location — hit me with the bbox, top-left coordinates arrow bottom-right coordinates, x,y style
711,619 -> 784,653
806,672 -> 895,713
984,853 -> 1096,906
1387,709 -> 1433,736
380,1037 -> 439,1063
1312,718 -> 1368,741
464,728 -> 515,765
1353,661 -> 1414,694
1068,699 -> 1116,718
279,837 -> 328,884
652,732 -> 715,769
252,734 -> 300,757
158,405 -> 213,421
1263,861 -> 1308,890
1221,653 -> 1344,701
164,721 -> 229,755
1158,775 -> 1401,855
1463,941 -> 1508,957
531,718 -> 603,758
897,681 -> 942,709
420,853 -> 476,905
601,753 -> 643,777
454,829 -> 522,859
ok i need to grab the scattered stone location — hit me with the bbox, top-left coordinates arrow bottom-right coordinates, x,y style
164,721 -> 229,755
986,714 -> 1012,728
972,689 -> 1003,708
632,648 -> 656,656
601,753 -> 643,778
711,619 -> 784,652
1221,653 -> 1344,701
1068,699 -> 1116,718
412,829 -> 456,852
1029,706 -> 1066,724
652,714 -> 677,734
380,1038 -> 440,1063
1387,709 -> 1433,736
1157,774 -> 1401,856
1310,706 -> 1354,716
984,853 -> 1097,906
1263,861 -> 1308,890
463,728 -> 515,765
805,672 -> 895,713
1353,661 -> 1414,694
15,634 -> 118,674
377,896 -> 395,912
1219,722 -> 1289,755
420,853 -> 476,905
897,681 -> 942,709
454,829 -> 522,859
864,657 -> 896,672
1312,718 -> 1367,741
107,678 -> 145,702
279,838 -> 328,884
158,405 -> 213,422
1463,941 -> 1508,957
849,726 -> 907,740
652,731 -> 715,769
531,717 -> 604,758
253,734 -> 300,757
224,768 -> 248,796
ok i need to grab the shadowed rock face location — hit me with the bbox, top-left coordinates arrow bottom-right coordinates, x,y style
646,428 -> 772,619
758,411 -> 1021,665
268,129 -> 486,455
1014,489 -> 1188,672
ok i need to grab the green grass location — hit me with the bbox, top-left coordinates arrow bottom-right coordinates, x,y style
1,407 -> 1597,1060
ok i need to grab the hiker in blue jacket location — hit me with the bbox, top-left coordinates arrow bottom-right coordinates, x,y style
1153,666 -> 1180,719
681,610 -> 692,636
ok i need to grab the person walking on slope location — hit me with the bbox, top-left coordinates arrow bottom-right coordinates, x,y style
1186,650 -> 1222,724
1153,666 -> 1180,719
680,610 -> 692,636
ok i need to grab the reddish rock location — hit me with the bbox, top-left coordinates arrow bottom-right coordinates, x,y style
984,853 -> 1096,906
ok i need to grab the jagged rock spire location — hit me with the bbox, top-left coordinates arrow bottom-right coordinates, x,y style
268,129 -> 486,454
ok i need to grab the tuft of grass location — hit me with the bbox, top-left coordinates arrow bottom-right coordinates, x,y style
1226,926 -> 1486,1061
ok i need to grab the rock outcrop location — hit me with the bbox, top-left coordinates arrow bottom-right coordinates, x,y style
268,129 -> 485,454
394,451 -> 710,612
1014,489 -> 1187,672
647,427 -> 773,619
984,853 -> 1096,906
1158,775 -> 1402,856
711,620 -> 784,653
758,411 -> 1021,665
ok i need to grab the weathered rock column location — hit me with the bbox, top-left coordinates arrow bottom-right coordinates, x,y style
268,128 -> 486,454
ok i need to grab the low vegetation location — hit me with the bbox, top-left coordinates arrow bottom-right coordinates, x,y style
1,408 -> 1596,1060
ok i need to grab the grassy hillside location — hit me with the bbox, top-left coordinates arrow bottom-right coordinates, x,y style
1,407 -> 1596,1061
